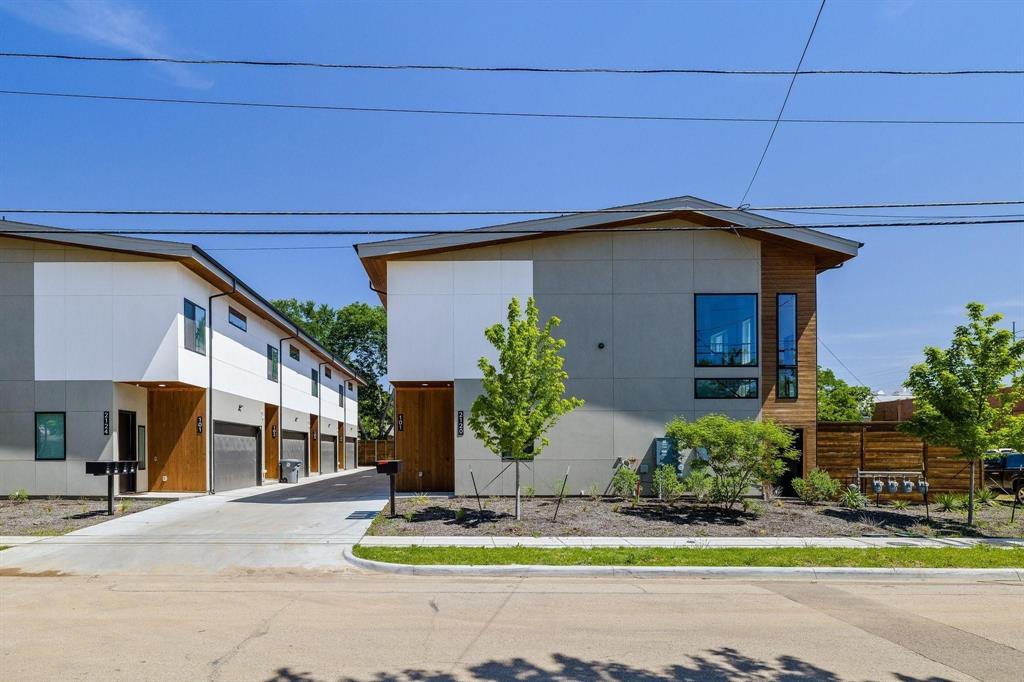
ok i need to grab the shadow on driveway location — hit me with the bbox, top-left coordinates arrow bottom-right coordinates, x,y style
230,469 -> 388,505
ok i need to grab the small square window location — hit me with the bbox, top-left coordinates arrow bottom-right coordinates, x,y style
289,345 -> 300,361
35,412 -> 66,460
347,381 -> 354,391
228,307 -> 247,332
325,367 -> 332,379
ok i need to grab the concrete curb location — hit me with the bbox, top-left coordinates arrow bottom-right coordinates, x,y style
342,547 -> 1024,582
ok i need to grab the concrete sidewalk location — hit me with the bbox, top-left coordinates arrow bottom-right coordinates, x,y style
358,535 -> 1024,549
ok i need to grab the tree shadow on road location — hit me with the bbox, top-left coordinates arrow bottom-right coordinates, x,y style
261,647 -> 950,681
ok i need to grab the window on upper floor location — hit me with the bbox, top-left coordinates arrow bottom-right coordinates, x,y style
228,307 -> 247,332
695,378 -> 759,399
184,299 -> 207,355
339,384 -> 344,406
325,367 -> 332,379
267,345 -> 279,382
695,294 -> 757,367
311,368 -> 319,396
35,412 -> 66,460
289,344 -> 300,361
347,381 -> 354,391
777,293 -> 798,399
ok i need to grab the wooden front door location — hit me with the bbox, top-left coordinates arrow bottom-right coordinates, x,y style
394,385 -> 454,492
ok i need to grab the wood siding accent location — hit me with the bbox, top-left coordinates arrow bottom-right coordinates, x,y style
358,439 -> 396,466
264,403 -> 279,482
309,414 -> 320,473
761,241 -> 818,474
147,388 -> 206,492
394,386 -> 454,492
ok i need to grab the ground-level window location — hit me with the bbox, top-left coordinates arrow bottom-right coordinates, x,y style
777,293 -> 798,399
312,369 -> 319,396
694,378 -> 759,399
228,307 -> 247,332
267,345 -> 279,382
35,412 -> 66,460
184,299 -> 207,355
695,294 -> 757,366
289,344 -> 300,361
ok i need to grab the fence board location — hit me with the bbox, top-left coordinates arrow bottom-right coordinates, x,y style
357,439 -> 395,466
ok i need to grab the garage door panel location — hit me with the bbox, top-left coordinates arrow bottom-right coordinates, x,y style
282,430 -> 308,477
214,422 -> 260,493
320,435 -> 337,474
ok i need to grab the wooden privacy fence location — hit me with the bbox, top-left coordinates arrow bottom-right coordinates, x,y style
816,421 -> 971,499
357,439 -> 395,466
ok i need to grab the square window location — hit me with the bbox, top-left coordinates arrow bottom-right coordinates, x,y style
35,412 -> 66,460
228,307 -> 247,332
289,344 -> 300,361
695,294 -> 757,366
325,367 -> 332,379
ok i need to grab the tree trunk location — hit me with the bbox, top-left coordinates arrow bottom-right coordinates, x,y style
512,458 -> 520,518
967,460 -> 976,526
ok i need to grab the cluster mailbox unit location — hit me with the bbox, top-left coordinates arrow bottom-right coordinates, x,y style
85,461 -> 139,515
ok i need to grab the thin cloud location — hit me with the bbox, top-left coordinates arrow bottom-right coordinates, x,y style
1,0 -> 212,89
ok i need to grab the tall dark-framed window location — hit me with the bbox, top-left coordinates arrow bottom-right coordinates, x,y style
267,345 -> 279,382
311,369 -> 319,396
228,307 -> 247,332
339,384 -> 344,407
695,378 -> 759,399
183,299 -> 207,355
695,294 -> 758,367
35,412 -> 66,460
777,293 -> 798,399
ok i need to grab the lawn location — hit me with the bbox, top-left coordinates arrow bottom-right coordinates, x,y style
353,544 -> 1024,569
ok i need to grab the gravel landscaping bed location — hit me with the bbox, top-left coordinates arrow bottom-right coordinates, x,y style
368,495 -> 1023,538
0,498 -> 167,536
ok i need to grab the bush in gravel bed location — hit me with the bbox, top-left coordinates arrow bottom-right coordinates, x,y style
937,492 -> 958,512
838,485 -> 869,509
683,469 -> 713,504
9,488 -> 28,504
792,468 -> 841,504
611,463 -> 640,503
652,465 -> 685,502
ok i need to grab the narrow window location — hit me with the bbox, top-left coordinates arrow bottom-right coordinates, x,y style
695,378 -> 759,399
183,299 -> 207,355
267,345 -> 279,382
339,384 -> 344,406
695,294 -> 757,366
311,368 -> 319,396
228,307 -> 247,332
347,381 -> 353,391
289,344 -> 300,361
325,367 -> 332,379
777,293 -> 798,398
35,412 -> 66,460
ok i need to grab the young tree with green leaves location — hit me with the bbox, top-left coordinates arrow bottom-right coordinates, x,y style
817,366 -> 874,421
665,414 -> 796,509
469,297 -> 583,520
273,299 -> 391,439
900,302 -> 1024,525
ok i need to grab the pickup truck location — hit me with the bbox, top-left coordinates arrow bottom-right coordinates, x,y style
984,451 -> 1024,503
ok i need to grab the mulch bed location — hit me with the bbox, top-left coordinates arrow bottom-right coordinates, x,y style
368,495 -> 1023,538
0,498 -> 167,536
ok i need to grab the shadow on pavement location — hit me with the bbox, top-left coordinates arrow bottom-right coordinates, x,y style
230,470 -> 388,505
260,649 -> 953,681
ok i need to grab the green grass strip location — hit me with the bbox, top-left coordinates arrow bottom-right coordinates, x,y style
354,544 -> 1024,569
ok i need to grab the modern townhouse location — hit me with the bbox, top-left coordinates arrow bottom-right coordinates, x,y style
0,222 -> 362,497
355,196 -> 860,495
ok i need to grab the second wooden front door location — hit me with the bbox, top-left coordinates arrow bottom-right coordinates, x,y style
394,385 -> 454,492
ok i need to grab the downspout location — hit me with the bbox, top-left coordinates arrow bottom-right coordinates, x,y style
278,331 -> 299,476
208,279 -> 237,494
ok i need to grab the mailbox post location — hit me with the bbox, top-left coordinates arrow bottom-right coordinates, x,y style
375,459 -> 403,517
85,461 -> 138,515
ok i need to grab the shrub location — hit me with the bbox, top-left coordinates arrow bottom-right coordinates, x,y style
666,414 -> 796,509
741,498 -> 764,517
890,499 -> 911,511
8,488 -> 28,504
523,485 -> 536,498
611,464 -> 640,502
116,499 -> 131,514
652,465 -> 684,502
682,469 -> 713,504
954,494 -> 976,511
936,492 -> 958,512
792,468 -> 841,504
974,487 -> 997,506
454,508 -> 466,522
838,485 -> 868,509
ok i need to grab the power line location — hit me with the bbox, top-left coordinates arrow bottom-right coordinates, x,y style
3,200 -> 1022,217
2,89 -> 1021,127
1,217 -> 1022,237
819,337 -> 870,387
3,52 -> 1023,76
739,0 -> 826,205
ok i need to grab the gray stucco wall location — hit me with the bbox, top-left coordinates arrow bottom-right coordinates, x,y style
429,224 -> 763,495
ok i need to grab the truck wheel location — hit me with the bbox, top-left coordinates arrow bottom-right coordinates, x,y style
1016,484 -> 1024,505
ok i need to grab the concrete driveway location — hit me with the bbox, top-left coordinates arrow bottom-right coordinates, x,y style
0,468 -> 389,576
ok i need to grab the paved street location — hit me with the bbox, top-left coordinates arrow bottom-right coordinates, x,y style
2,572 -> 1023,681
0,468 -> 389,575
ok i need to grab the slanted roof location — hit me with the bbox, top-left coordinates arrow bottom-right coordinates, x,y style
353,195 -> 862,304
0,219 -> 366,385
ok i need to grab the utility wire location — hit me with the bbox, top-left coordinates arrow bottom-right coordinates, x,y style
1,217 -> 1022,237
4,200 -> 1023,216
3,52 -> 1023,76
739,0 -> 826,205
2,90 -> 1021,127
819,337 -> 870,387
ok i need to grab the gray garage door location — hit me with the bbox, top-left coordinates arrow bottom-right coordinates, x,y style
320,435 -> 337,474
281,430 -> 308,478
344,438 -> 356,470
213,422 -> 260,493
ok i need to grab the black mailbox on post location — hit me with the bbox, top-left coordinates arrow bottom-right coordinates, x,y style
86,461 -> 138,515
375,459 -> 403,517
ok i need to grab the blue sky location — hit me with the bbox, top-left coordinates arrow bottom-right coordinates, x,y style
2,0 -> 1022,393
